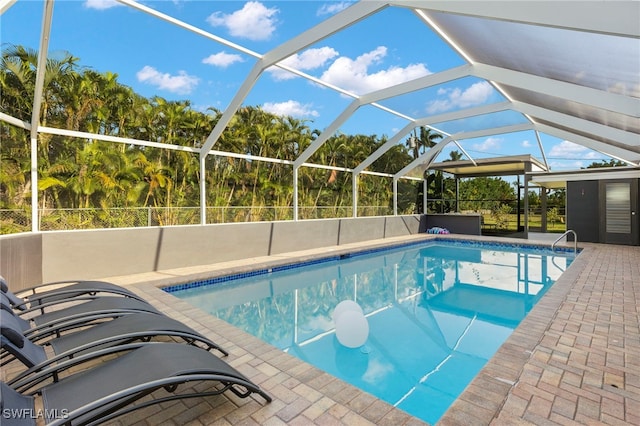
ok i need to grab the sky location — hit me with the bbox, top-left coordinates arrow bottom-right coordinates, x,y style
1,0 -> 613,171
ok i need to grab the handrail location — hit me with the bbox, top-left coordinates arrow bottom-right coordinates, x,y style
552,230 -> 577,254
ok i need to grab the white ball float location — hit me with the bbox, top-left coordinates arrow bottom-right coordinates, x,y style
335,310 -> 369,348
332,300 -> 364,323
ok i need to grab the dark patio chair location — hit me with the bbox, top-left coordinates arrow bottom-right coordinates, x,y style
0,276 -> 146,312
1,310 -> 228,382
1,342 -> 270,426
1,293 -> 161,339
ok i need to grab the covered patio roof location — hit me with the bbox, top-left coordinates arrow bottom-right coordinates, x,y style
529,166 -> 640,189
425,155 -> 548,178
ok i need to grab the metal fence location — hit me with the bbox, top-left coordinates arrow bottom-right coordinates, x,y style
0,205 -> 397,234
426,198 -> 566,232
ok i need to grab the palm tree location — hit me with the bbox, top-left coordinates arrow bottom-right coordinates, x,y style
405,126 -> 443,159
446,150 -> 464,162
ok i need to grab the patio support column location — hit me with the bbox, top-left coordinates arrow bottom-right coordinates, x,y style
29,0 -> 55,232
293,166 -> 299,221
524,165 -> 531,238
352,173 -> 358,218
423,178 -> 428,214
29,135 -> 38,231
393,178 -> 398,216
455,176 -> 460,212
200,154 -> 206,224
541,187 -> 548,232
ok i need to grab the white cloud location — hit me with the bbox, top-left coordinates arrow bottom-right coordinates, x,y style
426,81 -> 494,114
548,140 -> 602,160
202,51 -> 245,68
317,1 -> 352,16
206,1 -> 278,41
268,47 -> 339,81
522,140 -> 532,148
362,358 -> 394,384
262,100 -> 319,118
547,141 -> 611,170
473,136 -> 502,152
84,0 -> 120,10
136,66 -> 199,95
549,160 -> 588,170
319,46 -> 431,95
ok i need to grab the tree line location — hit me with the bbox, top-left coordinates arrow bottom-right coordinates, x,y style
1,45 -> 419,225
1,44 -> 543,232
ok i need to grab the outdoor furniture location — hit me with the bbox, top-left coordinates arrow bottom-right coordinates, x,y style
1,310 -> 228,382
1,342 -> 270,425
1,293 -> 161,339
0,276 -> 146,311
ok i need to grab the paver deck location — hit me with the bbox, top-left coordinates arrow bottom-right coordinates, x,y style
3,234 -> 638,425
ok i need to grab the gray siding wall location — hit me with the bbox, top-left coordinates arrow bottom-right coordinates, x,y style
567,180 -> 600,243
424,214 -> 481,235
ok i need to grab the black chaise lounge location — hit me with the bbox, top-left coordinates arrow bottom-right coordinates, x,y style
1,310 -> 229,381
0,276 -> 146,311
1,293 -> 162,337
1,342 -> 271,426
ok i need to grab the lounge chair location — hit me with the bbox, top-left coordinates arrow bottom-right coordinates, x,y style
0,276 -> 146,311
1,342 -> 271,425
1,310 -> 229,381
1,293 -> 162,340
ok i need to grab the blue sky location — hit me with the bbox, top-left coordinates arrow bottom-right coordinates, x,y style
2,0 -> 612,170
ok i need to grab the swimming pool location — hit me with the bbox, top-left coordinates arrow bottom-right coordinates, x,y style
167,239 -> 576,424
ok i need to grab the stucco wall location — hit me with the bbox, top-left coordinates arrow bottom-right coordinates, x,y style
0,232 -> 43,287
1,215 -> 425,290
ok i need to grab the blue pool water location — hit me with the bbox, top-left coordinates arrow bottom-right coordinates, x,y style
168,240 -> 576,424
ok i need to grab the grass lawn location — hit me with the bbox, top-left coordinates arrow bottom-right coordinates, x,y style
482,213 -> 566,233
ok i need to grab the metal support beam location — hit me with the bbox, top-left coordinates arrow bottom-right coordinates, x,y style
455,177 -> 459,212
352,173 -> 358,218
293,167 -> 299,221
354,122 -> 417,174
199,155 -> 206,225
262,2 -> 388,66
358,64 -> 472,105
392,0 -> 640,38
534,123 -> 640,164
541,186 -> 548,233
524,163 -> 531,238
423,179 -> 428,214
199,64 -> 263,156
294,101 -> 360,168
393,178 -> 398,215
0,112 -> 31,130
0,0 -> 17,16
29,0 -> 55,232
534,131 -> 550,172
474,63 -> 639,118
513,101 -> 640,149
416,101 -> 512,126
